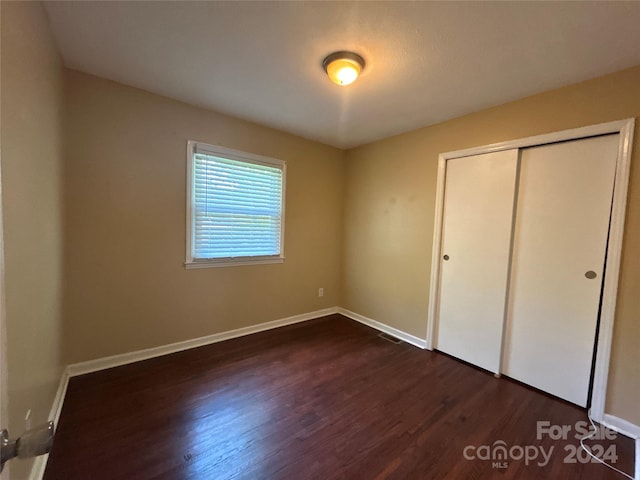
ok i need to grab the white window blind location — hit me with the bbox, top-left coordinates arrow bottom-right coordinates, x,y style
187,142 -> 285,267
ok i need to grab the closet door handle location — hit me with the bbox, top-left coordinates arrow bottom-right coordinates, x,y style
443,254 -> 450,261
585,270 -> 597,279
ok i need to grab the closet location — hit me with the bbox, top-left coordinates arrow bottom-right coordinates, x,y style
433,128 -> 627,408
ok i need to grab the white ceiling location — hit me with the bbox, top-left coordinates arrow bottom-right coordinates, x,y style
43,1 -> 640,149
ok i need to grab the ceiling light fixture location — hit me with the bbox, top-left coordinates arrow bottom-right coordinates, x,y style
322,51 -> 365,86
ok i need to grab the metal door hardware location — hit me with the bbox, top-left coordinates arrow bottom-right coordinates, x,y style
585,271 -> 597,279
443,254 -> 450,261
1,421 -> 54,472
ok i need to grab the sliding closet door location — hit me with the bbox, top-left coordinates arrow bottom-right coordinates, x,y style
503,135 -> 618,407
437,150 -> 518,373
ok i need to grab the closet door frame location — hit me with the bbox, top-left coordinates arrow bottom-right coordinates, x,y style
426,118 -> 634,426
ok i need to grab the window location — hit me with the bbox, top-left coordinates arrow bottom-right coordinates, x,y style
185,141 -> 286,268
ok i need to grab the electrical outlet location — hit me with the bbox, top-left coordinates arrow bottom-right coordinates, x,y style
318,287 -> 324,297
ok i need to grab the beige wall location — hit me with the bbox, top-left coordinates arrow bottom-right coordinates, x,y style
62,70 -> 345,364
3,11 -> 639,480
1,2 -> 65,478
343,66 -> 640,425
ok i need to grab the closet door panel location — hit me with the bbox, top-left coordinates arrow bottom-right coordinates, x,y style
436,150 -> 518,373
503,135 -> 618,407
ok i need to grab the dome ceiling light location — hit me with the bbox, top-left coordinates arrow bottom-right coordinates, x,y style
322,51 -> 365,86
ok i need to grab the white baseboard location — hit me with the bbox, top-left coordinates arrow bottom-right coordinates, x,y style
602,413 -> 640,440
67,307 -> 339,377
635,438 -> 639,480
29,307 -> 338,480
29,369 -> 70,480
601,414 -> 640,480
30,307 -> 638,480
338,307 -> 428,349
49,370 -> 71,425
29,455 -> 47,480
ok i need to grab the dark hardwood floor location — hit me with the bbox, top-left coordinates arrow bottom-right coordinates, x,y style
44,314 -> 634,479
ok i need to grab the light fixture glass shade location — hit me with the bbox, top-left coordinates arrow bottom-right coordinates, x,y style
323,51 -> 365,86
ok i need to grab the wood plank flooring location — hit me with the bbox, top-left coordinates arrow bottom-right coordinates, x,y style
44,314 -> 634,479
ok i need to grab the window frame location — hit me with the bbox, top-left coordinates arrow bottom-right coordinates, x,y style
185,140 -> 286,269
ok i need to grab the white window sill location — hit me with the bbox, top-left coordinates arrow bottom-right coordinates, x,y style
184,257 -> 285,269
